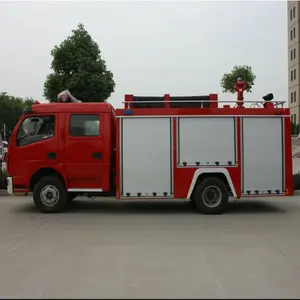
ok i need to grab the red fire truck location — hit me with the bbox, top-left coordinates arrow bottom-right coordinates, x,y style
6,92 -> 293,214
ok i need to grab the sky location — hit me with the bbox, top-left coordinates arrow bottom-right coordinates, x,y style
0,0 -> 288,108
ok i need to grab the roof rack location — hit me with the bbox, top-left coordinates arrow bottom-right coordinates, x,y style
123,81 -> 286,110
123,94 -> 285,109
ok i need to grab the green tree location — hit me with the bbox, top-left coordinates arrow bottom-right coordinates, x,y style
291,122 -> 300,135
44,23 -> 115,103
220,65 -> 256,94
0,92 -> 34,139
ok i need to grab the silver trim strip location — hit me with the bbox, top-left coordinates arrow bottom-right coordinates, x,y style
67,188 -> 103,192
170,117 -> 174,195
282,118 -> 286,192
176,164 -> 239,168
120,118 -> 123,195
117,115 -> 289,119
241,118 -> 244,193
241,193 -> 285,196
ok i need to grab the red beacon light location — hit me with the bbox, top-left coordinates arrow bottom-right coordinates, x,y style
34,100 -> 40,104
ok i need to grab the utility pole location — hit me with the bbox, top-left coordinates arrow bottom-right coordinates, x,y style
3,124 -> 6,142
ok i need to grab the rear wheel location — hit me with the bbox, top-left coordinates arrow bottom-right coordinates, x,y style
33,176 -> 68,213
192,177 -> 229,214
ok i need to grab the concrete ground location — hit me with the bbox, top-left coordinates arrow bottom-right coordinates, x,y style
0,193 -> 300,299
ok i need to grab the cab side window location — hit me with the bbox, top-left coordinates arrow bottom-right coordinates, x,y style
17,115 -> 55,147
69,114 -> 100,137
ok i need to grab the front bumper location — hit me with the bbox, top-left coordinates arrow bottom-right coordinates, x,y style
7,177 -> 13,195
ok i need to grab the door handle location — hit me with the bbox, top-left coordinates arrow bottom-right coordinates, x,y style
92,152 -> 102,159
47,152 -> 56,159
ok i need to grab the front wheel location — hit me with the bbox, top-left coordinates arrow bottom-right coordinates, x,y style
33,176 -> 68,213
192,177 -> 229,214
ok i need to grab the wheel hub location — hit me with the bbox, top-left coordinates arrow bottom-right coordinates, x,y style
40,185 -> 60,207
46,192 -> 53,199
202,186 -> 222,208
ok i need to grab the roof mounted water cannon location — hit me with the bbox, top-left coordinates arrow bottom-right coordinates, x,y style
234,78 -> 247,108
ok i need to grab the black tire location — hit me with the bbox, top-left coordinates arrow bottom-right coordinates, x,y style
192,177 -> 229,215
33,176 -> 68,213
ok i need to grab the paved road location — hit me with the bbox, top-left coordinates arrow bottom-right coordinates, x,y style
0,194 -> 300,298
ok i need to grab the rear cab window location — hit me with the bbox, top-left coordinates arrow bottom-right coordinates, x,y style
69,114 -> 100,137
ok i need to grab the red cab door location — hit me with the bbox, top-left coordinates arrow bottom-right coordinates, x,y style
61,112 -> 108,192
8,113 -> 58,193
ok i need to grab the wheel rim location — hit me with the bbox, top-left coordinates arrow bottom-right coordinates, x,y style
40,185 -> 60,207
202,185 -> 222,208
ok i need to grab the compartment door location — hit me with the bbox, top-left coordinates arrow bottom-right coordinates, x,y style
120,117 -> 173,197
242,117 -> 284,194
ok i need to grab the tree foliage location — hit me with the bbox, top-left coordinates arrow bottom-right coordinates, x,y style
291,122 -> 300,135
0,92 -> 34,138
44,23 -> 115,103
220,65 -> 256,94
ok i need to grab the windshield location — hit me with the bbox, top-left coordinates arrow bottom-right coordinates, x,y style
17,115 -> 55,146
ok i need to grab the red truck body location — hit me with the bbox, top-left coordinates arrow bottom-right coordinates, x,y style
6,93 -> 294,214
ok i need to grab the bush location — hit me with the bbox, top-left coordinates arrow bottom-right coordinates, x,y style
291,122 -> 300,135
293,172 -> 300,190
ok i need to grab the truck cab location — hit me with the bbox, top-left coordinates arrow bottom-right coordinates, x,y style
7,101 -> 116,210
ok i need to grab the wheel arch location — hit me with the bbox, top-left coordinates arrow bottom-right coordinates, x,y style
29,167 -> 66,192
187,168 -> 237,199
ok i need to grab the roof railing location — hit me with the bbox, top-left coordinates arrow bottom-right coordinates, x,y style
122,99 -> 286,109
